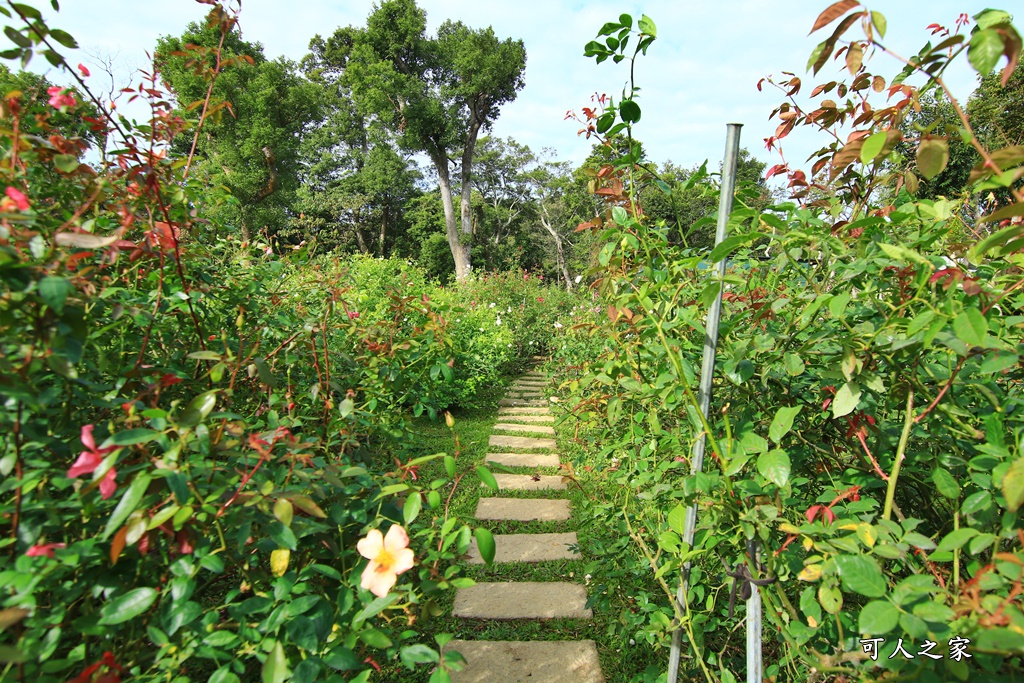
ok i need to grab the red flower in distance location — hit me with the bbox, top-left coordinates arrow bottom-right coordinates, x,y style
46,86 -> 76,110
25,542 -> 66,558
77,63 -> 90,77
5,186 -> 30,211
67,425 -> 119,499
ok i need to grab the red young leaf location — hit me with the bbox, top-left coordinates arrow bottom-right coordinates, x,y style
810,0 -> 861,35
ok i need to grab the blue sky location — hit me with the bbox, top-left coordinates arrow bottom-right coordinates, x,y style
24,1 -> 1014,175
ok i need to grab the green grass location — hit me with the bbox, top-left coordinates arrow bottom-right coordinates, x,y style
379,371 -> 662,683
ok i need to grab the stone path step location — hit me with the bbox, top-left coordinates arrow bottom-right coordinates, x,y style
466,532 -> 579,564
486,452 -> 560,468
498,398 -> 546,407
498,407 -> 551,415
474,497 -> 570,522
453,582 -> 592,619
489,434 -> 557,450
457,370 -> 604,683
446,640 -> 604,683
496,414 -> 554,423
493,423 -> 556,435
492,473 -> 565,491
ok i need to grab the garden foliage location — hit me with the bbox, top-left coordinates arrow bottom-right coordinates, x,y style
0,3 -> 566,682
556,6 -> 1024,682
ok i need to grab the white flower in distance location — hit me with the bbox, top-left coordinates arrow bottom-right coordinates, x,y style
554,322 -> 563,329
574,275 -> 582,284
489,302 -> 496,308
495,316 -> 502,326
549,396 -> 559,403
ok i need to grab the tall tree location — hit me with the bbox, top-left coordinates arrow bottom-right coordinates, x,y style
315,0 -> 526,280
156,20 -> 322,241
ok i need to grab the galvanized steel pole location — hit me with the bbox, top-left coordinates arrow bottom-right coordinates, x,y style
666,123 -> 743,683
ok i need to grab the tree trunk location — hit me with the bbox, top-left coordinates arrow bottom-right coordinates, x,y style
433,156 -> 471,279
540,213 -> 572,292
379,204 -> 388,257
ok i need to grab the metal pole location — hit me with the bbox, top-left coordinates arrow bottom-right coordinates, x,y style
746,540 -> 763,683
666,123 -> 743,683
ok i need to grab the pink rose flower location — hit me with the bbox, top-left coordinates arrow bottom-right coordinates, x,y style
357,525 -> 415,598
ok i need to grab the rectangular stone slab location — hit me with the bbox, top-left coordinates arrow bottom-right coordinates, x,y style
493,423 -> 555,435
453,582 -> 592,619
489,435 -> 557,450
508,390 -> 542,397
446,640 -> 604,683
497,415 -> 554,423
486,452 -> 560,468
498,398 -> 546,407
474,497 -> 571,521
497,407 -> 551,415
492,473 -> 565,491
467,532 -> 579,564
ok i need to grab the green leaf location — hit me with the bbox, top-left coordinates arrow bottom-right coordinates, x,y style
932,469 -> 960,500
99,587 -> 158,625
327,651 -> 364,671
980,350 -> 1019,374
757,449 -> 791,487
1002,457 -> 1024,512
912,600 -> 956,623
871,10 -> 887,38
209,666 -> 241,683
831,382 -> 861,418
619,99 -> 641,124
953,307 -> 987,347
38,276 -> 73,313
53,154 -> 79,173
403,491 -> 422,525
667,504 -> 687,536
475,465 -> 498,491
860,131 -> 888,163
638,14 -> 657,37
10,4 -> 41,20
102,474 -> 151,540
187,350 -> 222,361
273,498 -> 293,527
969,28 -> 1003,75
936,528 -> 979,553
359,629 -> 393,648
3,26 -> 30,48
178,390 -> 217,428
443,455 -> 456,479
709,233 -> 764,262
400,644 -> 439,669
834,555 -> 887,597
859,600 -> 899,634
818,583 -> 843,614
105,429 -> 158,447
263,640 -> 290,683
916,138 -> 950,180
354,593 -> 399,624
474,527 -> 495,565
769,406 -> 801,444
48,27 -> 77,48
784,352 -> 805,376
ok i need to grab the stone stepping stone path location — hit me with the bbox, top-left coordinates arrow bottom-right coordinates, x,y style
451,370 -> 604,682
